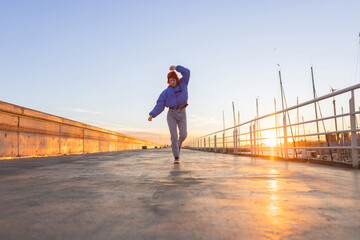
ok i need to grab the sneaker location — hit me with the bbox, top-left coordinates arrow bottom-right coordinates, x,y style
174,157 -> 180,164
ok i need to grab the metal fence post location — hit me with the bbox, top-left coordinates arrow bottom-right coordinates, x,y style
250,125 -> 253,155
223,132 -> 225,153
214,135 -> 217,152
233,129 -> 237,154
283,114 -> 288,159
253,124 -> 257,155
238,127 -> 241,154
209,136 -> 211,151
349,90 -> 359,167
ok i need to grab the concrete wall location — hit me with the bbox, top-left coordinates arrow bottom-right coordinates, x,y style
0,101 -> 162,159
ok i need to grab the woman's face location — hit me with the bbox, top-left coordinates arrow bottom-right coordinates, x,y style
169,78 -> 177,87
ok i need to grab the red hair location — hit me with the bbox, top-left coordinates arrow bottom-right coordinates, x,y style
167,71 -> 180,85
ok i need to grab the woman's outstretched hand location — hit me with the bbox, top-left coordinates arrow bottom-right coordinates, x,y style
148,115 -> 153,121
169,65 -> 176,71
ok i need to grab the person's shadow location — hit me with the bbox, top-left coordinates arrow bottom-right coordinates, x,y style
169,164 -> 190,178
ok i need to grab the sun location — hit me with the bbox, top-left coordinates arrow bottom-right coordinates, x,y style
263,137 -> 278,147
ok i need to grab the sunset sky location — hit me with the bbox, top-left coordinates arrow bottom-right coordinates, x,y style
1,0 -> 359,144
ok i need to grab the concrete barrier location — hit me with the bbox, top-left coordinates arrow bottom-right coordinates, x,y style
0,101 -> 163,159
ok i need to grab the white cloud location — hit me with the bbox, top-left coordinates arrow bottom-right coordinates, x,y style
188,114 -> 222,126
59,107 -> 102,114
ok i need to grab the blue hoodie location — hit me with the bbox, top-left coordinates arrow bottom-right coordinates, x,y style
149,65 -> 190,118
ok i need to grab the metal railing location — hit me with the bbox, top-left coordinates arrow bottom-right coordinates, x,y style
185,83 -> 360,167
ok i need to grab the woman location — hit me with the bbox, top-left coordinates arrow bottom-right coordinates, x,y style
148,65 -> 190,164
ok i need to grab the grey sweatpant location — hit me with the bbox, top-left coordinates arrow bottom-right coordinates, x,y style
167,108 -> 187,158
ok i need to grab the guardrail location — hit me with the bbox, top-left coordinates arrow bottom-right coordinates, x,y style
185,83 -> 360,167
0,101 -> 163,159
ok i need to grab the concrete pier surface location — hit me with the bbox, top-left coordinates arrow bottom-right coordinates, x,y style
1,149 -> 360,240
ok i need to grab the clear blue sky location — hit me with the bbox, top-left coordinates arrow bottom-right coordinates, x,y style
1,0 -> 359,144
